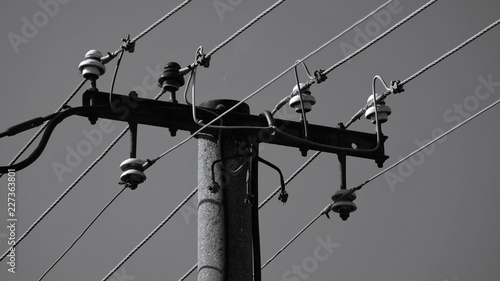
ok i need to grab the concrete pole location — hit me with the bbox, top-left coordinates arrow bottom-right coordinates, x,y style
197,100 -> 253,281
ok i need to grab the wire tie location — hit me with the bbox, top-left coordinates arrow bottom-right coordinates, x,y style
313,69 -> 328,84
390,80 -> 404,94
121,34 -> 135,53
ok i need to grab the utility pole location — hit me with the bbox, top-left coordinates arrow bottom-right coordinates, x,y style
53,87 -> 388,280
197,100 -> 253,281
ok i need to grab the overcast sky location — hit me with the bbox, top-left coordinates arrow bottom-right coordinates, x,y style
1,0 -> 500,280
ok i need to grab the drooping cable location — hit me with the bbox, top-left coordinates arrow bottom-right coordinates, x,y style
0,78 -> 87,178
38,186 -> 127,281
260,96 -> 500,270
100,187 -> 199,281
0,89 -> 167,262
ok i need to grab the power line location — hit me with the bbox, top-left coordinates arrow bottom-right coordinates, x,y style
179,263 -> 198,281
1,0 -> 195,179
322,0 -> 439,76
261,211 -> 323,270
258,16 -> 500,273
100,187 -> 199,281
259,96 -> 500,270
345,17 -> 500,127
38,186 -> 127,281
361,96 -> 500,190
401,18 -> 500,86
0,90 -> 167,263
0,78 -> 88,179
206,0 -> 288,58
149,0 -> 396,164
110,0 -> 194,57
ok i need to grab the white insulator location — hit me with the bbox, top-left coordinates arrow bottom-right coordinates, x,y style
289,83 -> 316,113
365,94 -> 392,124
78,50 -> 106,80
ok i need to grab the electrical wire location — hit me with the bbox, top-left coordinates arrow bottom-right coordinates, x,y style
261,211 -> 323,270
148,0 -> 397,164
108,0 -> 194,58
38,186 -> 127,281
345,17 -> 500,127
357,96 -> 500,192
206,0 -> 289,58
321,0 -> 439,76
100,187 -> 199,281
260,95 -> 500,270
0,78 -> 87,178
401,18 -> 500,86
109,49 -> 126,110
0,90 -> 167,263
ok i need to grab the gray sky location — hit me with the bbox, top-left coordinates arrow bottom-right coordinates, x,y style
1,0 -> 499,280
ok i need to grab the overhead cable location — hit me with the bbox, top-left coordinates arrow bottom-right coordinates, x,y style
38,187 -> 127,281
345,17 -> 500,127
0,90 -> 167,263
321,0 -> 439,76
0,78 -> 87,179
100,187 -> 199,281
261,96 -> 500,270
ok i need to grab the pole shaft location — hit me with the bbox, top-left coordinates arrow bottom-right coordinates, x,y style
197,100 -> 252,281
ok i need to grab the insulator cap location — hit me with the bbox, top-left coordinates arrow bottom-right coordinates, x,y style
289,83 -> 316,113
158,62 -> 185,92
78,50 -> 106,80
365,95 -> 392,124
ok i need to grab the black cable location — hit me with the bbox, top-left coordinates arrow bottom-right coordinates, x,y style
250,148 -> 261,281
0,106 -> 108,173
0,113 -> 59,138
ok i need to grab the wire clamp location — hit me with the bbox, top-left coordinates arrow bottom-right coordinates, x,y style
390,80 -> 404,94
196,47 -> 211,68
313,69 -> 328,84
121,34 -> 135,53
